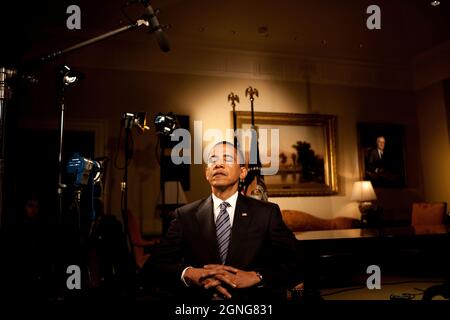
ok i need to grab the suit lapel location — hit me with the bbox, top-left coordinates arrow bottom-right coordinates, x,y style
195,196 -> 221,263
226,194 -> 253,266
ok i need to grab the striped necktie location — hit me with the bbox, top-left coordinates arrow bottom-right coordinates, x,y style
216,202 -> 231,264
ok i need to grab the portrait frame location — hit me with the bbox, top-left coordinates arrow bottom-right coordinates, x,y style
357,122 -> 407,188
235,111 -> 338,197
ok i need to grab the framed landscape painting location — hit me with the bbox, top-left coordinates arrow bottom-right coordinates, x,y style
235,111 -> 338,196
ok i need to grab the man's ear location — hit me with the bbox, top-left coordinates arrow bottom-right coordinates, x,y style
205,165 -> 210,180
239,166 -> 248,180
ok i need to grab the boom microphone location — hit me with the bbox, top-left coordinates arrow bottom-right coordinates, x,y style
142,1 -> 171,52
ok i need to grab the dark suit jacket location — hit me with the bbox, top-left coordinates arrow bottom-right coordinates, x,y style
367,148 -> 386,174
145,194 -> 302,301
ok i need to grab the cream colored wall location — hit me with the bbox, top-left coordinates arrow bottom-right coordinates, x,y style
155,74 -> 421,227
415,83 -> 450,206
413,40 -> 450,212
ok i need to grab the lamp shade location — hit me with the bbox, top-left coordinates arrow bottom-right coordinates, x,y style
351,181 -> 377,202
158,181 -> 187,205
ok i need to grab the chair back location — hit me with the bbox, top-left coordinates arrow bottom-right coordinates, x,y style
411,202 -> 447,226
127,210 -> 150,269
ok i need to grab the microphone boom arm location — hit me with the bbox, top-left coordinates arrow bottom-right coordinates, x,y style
37,19 -> 149,65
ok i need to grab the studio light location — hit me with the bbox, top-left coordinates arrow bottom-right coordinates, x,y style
154,112 -> 179,135
60,65 -> 83,86
430,1 -> 440,7
123,112 -> 150,131
134,112 -> 150,131
66,153 -> 103,187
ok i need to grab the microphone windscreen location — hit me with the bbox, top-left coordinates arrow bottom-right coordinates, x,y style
155,30 -> 171,52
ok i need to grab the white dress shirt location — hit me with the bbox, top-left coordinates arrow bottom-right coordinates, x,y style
181,191 -> 239,286
211,191 -> 238,227
378,149 -> 383,159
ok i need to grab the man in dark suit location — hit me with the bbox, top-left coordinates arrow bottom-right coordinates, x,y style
145,141 -> 302,301
366,136 -> 386,176
366,135 -> 401,187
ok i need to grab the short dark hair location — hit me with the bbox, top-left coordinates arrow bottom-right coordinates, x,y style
209,140 -> 245,166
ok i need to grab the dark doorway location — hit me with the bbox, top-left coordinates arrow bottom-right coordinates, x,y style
14,128 -> 95,224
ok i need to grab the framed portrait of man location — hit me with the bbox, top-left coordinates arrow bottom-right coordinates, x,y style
357,122 -> 407,188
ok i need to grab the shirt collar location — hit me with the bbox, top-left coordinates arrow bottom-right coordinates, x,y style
212,191 -> 239,209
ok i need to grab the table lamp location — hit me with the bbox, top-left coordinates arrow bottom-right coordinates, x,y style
351,181 -> 377,225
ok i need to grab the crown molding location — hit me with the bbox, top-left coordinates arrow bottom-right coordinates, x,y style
34,30 -> 414,90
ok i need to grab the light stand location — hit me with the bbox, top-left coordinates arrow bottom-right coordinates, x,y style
0,67 -> 17,226
159,135 -> 166,234
122,114 -> 135,267
0,67 -> 17,225
57,65 -> 83,225
121,112 -> 149,272
154,112 -> 179,235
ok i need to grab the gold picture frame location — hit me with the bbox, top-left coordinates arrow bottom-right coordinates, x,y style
356,122 -> 407,188
235,111 -> 338,197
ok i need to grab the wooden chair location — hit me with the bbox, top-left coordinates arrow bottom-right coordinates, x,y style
392,202 -> 448,277
127,210 -> 159,270
411,202 -> 447,226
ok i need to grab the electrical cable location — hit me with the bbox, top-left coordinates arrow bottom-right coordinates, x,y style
321,286 -> 366,297
114,117 -> 136,170
128,129 -> 134,160
91,181 -> 96,220
321,280 -> 444,297
114,120 -> 125,169
155,135 -> 161,165
176,179 -> 179,206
